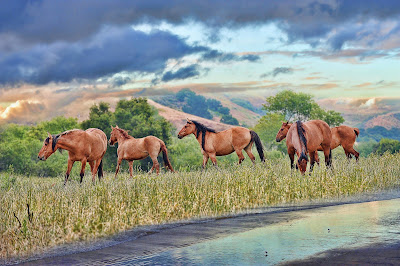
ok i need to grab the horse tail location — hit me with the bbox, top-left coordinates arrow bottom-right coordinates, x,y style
296,121 -> 308,162
160,142 -> 174,172
97,159 -> 103,179
250,130 -> 265,162
353,128 -> 360,137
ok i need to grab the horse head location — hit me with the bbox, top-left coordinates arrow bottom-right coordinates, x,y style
177,119 -> 196,139
297,153 -> 308,174
38,132 -> 58,160
276,121 -> 291,142
109,126 -> 119,146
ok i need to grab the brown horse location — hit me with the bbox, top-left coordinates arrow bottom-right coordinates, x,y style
276,122 -> 359,161
177,119 -> 264,168
277,120 -> 332,173
38,128 -> 107,184
109,126 -> 174,177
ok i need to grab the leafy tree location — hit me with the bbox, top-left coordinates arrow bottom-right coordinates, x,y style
253,113 -> 286,152
374,138 -> 400,155
357,140 -> 378,157
263,90 -> 344,126
264,90 -> 314,121
220,114 -> 239,125
81,102 -> 114,136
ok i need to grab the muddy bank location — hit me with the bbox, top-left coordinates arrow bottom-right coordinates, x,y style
8,189 -> 400,265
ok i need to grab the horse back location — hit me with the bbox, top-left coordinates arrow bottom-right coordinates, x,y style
335,125 -> 357,146
206,126 -> 251,155
85,128 -> 107,151
303,120 -> 331,149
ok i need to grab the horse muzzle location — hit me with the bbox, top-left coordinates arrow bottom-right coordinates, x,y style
276,138 -> 281,142
38,156 -> 46,161
177,135 -> 183,139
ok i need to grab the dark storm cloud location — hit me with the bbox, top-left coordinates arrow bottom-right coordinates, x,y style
261,67 -> 294,78
1,0 -> 400,86
2,0 -> 400,47
0,27 -> 206,85
111,77 -> 131,87
161,64 -> 201,82
202,50 -> 260,62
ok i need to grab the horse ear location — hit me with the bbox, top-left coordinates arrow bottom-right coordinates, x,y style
116,125 -> 119,128
187,118 -> 192,124
111,125 -> 114,129
47,132 -> 52,138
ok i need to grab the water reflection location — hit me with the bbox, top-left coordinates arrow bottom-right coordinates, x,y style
127,198 -> 400,265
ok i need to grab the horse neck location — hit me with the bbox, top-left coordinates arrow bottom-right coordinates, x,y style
55,134 -> 77,152
194,128 -> 214,150
116,131 -> 133,143
296,126 -> 307,155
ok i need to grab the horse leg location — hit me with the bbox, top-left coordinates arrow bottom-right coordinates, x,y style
235,149 -> 245,164
244,145 -> 256,165
314,152 -> 320,165
288,149 -> 295,169
351,148 -> 360,161
148,156 -> 160,175
323,146 -> 332,168
64,159 -> 75,185
89,161 -> 95,177
80,158 -> 87,183
209,153 -> 218,168
128,160 -> 134,178
202,152 -> 209,170
344,146 -> 359,161
92,159 -> 102,183
309,151 -> 316,172
115,157 -> 122,178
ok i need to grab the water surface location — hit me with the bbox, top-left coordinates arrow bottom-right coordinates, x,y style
126,198 -> 400,265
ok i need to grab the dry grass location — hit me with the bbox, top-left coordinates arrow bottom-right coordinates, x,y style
1,153 -> 400,260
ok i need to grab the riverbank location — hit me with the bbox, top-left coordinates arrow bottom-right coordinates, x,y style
9,190 -> 400,265
2,154 -> 400,263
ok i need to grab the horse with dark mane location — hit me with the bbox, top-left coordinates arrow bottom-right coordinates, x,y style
277,120 -> 332,173
38,128 -> 107,184
276,122 -> 359,161
178,119 -> 264,168
109,125 -> 174,177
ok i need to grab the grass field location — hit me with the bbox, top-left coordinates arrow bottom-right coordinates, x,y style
1,153 -> 400,260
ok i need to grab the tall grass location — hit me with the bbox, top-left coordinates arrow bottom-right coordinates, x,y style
1,154 -> 400,260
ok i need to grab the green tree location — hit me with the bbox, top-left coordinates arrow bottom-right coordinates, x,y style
374,138 -> 400,155
263,90 -> 344,126
81,102 -> 114,136
253,113 -> 286,152
264,90 -> 314,121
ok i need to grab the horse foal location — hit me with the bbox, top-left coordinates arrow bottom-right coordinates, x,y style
109,126 -> 174,177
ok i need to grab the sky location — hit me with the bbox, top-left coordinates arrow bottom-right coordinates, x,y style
1,0 -> 400,124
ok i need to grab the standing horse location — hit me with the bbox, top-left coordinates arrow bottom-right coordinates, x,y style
177,119 -> 264,168
38,128 -> 107,184
276,122 -> 359,161
277,120 -> 332,173
109,126 -> 174,177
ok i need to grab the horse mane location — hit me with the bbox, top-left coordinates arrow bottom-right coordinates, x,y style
116,128 -> 132,139
296,121 -> 308,162
190,120 -> 217,150
50,129 -> 83,151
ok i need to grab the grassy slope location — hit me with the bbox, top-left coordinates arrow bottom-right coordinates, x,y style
2,154 -> 400,260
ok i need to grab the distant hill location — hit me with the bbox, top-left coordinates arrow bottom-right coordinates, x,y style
148,99 -> 233,133
363,112 -> 400,130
